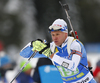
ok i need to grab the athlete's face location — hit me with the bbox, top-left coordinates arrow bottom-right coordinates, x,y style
51,31 -> 68,46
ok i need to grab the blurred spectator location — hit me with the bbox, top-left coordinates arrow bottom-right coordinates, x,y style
93,60 -> 100,82
32,58 -> 53,83
88,60 -> 93,75
93,60 -> 100,77
16,60 -> 34,83
0,41 -> 4,51
0,53 -> 16,83
96,72 -> 100,83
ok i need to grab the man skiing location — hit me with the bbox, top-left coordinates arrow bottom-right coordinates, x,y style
20,19 -> 97,83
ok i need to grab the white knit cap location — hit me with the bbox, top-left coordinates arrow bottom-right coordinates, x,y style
49,19 -> 68,33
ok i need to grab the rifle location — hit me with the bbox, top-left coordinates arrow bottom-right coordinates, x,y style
59,1 -> 79,39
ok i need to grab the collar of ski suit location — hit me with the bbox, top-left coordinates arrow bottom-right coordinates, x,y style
50,36 -> 74,53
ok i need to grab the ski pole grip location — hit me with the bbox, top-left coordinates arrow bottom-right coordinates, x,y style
39,43 -> 50,54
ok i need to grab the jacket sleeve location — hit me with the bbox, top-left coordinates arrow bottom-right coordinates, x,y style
51,40 -> 82,71
20,42 -> 47,58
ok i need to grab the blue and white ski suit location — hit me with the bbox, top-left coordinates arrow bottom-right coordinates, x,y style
20,37 -> 97,83
50,37 -> 97,83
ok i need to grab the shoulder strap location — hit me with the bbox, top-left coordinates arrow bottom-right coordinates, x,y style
67,37 -> 74,55
50,42 -> 56,53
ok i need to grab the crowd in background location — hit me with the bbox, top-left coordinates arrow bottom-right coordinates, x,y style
0,40 -> 100,83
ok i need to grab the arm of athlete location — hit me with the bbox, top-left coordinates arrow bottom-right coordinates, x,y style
50,40 -> 82,71
20,39 -> 51,58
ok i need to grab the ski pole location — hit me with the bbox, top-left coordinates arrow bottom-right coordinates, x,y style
59,1 -> 76,39
10,51 -> 38,83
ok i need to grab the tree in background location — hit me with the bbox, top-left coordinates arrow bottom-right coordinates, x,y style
76,0 -> 100,42
0,0 -> 100,51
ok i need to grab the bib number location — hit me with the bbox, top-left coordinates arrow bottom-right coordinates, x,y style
57,66 -> 79,77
